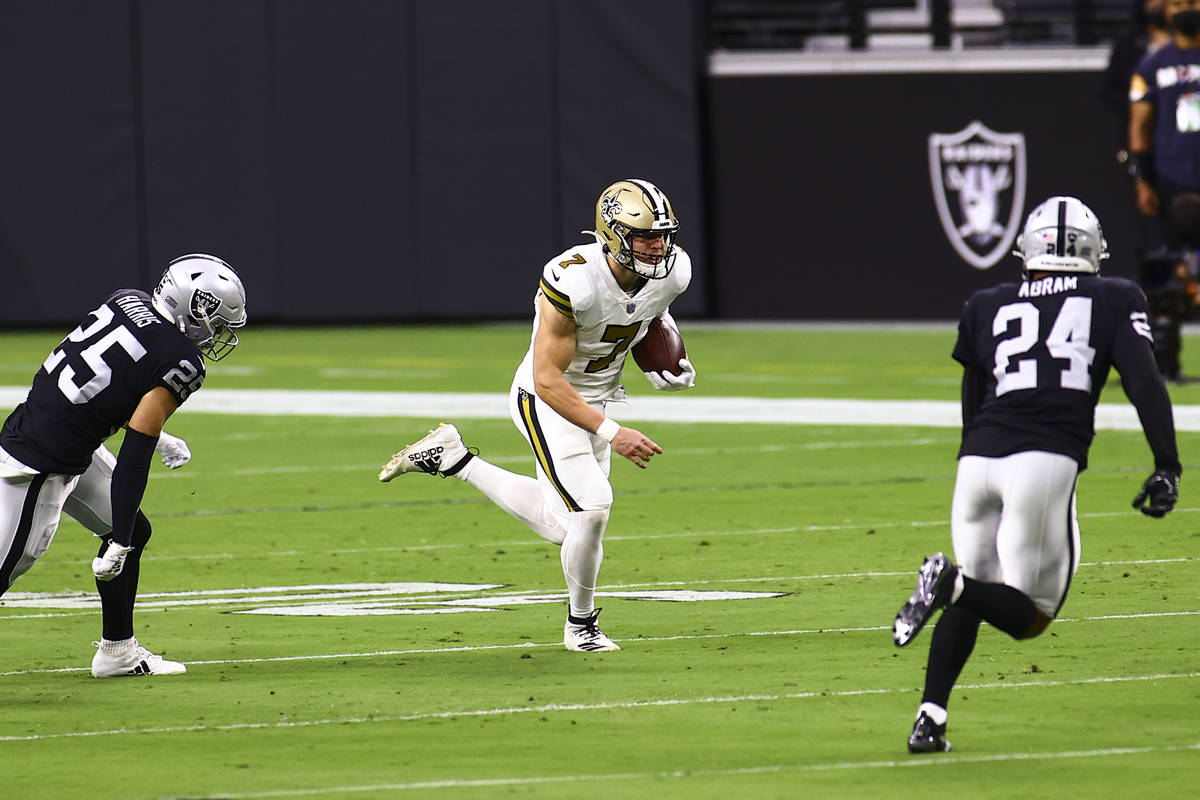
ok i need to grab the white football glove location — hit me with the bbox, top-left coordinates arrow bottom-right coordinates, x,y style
155,431 -> 191,469
645,358 -> 697,391
92,541 -> 135,582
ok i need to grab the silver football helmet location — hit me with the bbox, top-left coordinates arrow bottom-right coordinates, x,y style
1013,196 -> 1109,278
591,178 -> 680,279
152,254 -> 247,361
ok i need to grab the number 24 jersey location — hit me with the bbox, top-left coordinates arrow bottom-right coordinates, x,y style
953,274 -> 1164,470
1,289 -> 205,475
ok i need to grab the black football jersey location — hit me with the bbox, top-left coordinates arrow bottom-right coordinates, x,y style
953,274 -> 1174,471
0,290 -> 205,475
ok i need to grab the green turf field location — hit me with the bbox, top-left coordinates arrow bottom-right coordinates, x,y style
1,324 -> 1197,799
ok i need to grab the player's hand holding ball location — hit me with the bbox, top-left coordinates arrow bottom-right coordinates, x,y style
633,315 -> 696,391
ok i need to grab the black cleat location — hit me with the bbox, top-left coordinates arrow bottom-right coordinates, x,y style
893,552 -> 958,647
908,711 -> 952,753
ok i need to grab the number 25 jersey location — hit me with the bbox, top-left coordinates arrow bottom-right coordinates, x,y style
1,289 -> 205,475
953,274 -> 1176,471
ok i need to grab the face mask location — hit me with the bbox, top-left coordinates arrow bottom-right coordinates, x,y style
1174,9 -> 1200,36
1150,11 -> 1168,27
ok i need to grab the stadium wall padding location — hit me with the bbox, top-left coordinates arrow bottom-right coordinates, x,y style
0,0 -> 706,325
708,69 -> 1136,320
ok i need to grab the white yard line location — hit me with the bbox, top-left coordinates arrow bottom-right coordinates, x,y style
4,670 -> 1196,746
6,387 -> 1200,430
123,739 -> 1200,799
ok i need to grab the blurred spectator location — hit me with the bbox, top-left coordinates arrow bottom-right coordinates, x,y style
1128,0 -> 1200,377
1129,0 -> 1200,247
1142,191 -> 1200,379
1104,1 -> 1170,152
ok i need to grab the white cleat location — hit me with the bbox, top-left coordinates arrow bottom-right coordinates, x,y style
563,608 -> 621,652
378,423 -> 472,482
91,638 -> 187,677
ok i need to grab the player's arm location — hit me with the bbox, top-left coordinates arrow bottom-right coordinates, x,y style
960,365 -> 987,427
1113,311 -> 1182,516
1128,98 -> 1158,216
532,295 -> 662,468
97,386 -> 178,563
94,387 -> 180,579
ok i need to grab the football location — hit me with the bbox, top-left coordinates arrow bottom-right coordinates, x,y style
632,316 -> 687,377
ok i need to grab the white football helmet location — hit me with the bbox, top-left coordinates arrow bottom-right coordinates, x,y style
591,179 -> 680,279
1013,196 -> 1109,278
152,254 -> 247,361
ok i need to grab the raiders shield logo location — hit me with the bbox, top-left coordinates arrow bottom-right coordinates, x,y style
190,289 -> 221,319
928,120 -> 1026,270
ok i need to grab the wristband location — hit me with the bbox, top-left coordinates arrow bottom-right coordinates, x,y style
596,418 -> 620,442
1123,151 -> 1152,184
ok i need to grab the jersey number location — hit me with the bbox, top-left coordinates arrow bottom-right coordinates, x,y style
584,323 -> 641,374
992,297 -> 1096,396
164,360 -> 204,401
42,304 -> 148,404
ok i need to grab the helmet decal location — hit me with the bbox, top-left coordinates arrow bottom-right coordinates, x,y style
600,194 -> 623,222
190,289 -> 221,320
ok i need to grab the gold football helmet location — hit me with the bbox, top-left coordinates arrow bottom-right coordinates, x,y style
592,179 -> 680,279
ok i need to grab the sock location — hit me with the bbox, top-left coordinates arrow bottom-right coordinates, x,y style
459,457 -> 568,545
98,637 -> 135,655
955,576 -> 1040,639
922,604 -> 982,709
918,702 -> 948,726
560,509 -> 608,618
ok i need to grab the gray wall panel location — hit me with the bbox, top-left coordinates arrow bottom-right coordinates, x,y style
410,1 -> 557,318
554,1 -> 708,316
0,1 -> 139,323
272,1 -> 417,319
0,1 -> 707,325
138,1 -> 278,315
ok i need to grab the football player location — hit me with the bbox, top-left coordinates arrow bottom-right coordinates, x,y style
891,197 -> 1181,752
380,179 -> 695,651
0,255 -> 247,676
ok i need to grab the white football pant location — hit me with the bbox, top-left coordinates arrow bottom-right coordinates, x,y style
0,445 -> 116,591
456,382 -> 614,618
951,451 -> 1081,617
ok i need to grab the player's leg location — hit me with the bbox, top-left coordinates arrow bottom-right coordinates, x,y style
64,446 -> 184,677
511,387 -> 619,651
378,390 -> 570,545
947,451 -> 1076,638
906,452 -> 1077,752
0,451 -> 75,595
992,450 -> 1079,623
901,455 -> 997,753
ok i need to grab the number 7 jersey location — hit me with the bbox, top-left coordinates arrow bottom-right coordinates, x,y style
953,273 -> 1176,471
515,241 -> 692,403
1,289 -> 205,475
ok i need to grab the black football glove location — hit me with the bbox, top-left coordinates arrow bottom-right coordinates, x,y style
1132,469 -> 1180,518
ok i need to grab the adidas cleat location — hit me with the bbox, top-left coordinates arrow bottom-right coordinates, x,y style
908,711 -> 952,753
893,552 -> 958,647
563,608 -> 621,652
379,423 -> 473,481
91,638 -> 186,677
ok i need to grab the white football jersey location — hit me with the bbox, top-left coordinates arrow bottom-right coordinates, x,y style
515,241 -> 691,403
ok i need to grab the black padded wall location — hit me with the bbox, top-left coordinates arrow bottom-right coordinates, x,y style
0,0 -> 707,325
